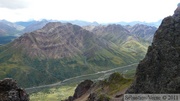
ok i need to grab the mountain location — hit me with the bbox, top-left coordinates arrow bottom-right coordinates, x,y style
0,20 -> 24,36
92,24 -> 151,58
16,20 -> 99,33
0,36 -> 17,45
84,24 -> 157,42
0,19 -> 157,45
0,20 -> 50,45
0,20 -> 25,44
18,20 -> 99,34
0,22 -> 149,87
124,24 -> 157,42
116,20 -> 162,28
126,3 -> 180,93
15,20 -> 38,27
22,20 -> 49,33
61,20 -> 99,26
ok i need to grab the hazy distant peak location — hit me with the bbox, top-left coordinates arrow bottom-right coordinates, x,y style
40,22 -> 63,32
133,24 -> 157,28
43,22 -> 62,28
107,24 -> 123,27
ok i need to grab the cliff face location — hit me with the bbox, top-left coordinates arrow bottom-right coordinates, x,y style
65,80 -> 93,101
0,78 -> 29,101
126,4 -> 180,93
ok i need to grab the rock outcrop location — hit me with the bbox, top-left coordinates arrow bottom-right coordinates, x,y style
65,73 -> 132,101
65,80 -> 93,101
0,78 -> 29,101
126,3 -> 180,93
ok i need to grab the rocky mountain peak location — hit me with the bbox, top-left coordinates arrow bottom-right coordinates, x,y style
12,22 -> 94,59
65,80 -> 93,101
126,3 -> 180,93
105,24 -> 129,33
41,22 -> 63,30
173,3 -> 180,20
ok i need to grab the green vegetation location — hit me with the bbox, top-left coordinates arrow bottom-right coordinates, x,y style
105,72 -> 132,95
29,72 -> 135,101
98,94 -> 111,101
0,39 -> 145,88
30,84 -> 77,101
0,36 -> 17,45
93,72 -> 133,97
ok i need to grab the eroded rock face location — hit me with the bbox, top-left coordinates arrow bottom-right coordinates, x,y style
126,4 -> 180,93
0,78 -> 29,101
65,80 -> 93,101
73,80 -> 93,99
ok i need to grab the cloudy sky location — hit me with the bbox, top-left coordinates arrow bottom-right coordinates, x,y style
0,0 -> 179,23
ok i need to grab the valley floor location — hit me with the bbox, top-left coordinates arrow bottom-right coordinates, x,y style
28,63 -> 137,101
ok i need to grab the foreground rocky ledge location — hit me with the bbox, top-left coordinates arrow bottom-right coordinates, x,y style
0,78 -> 29,101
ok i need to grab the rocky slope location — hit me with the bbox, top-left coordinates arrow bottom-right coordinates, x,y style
126,3 -> 180,93
65,80 -> 93,101
92,24 -> 151,58
0,78 -> 29,101
92,24 -> 131,43
124,24 -> 157,42
65,72 -> 132,101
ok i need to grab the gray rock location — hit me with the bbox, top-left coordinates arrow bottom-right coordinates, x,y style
65,80 -> 93,101
126,4 -> 180,93
0,78 -> 29,101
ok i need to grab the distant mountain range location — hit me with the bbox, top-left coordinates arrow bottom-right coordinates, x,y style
115,20 -> 162,28
0,22 -> 155,87
0,19 -> 159,45
0,20 -> 24,36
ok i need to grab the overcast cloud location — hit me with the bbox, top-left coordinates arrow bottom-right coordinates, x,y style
0,0 -> 180,23
0,0 -> 29,9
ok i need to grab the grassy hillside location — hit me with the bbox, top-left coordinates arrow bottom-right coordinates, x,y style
0,41 -> 145,87
30,84 -> 77,101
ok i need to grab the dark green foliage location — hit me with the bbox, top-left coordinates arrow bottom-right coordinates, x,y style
108,72 -> 124,83
0,40 -> 146,88
98,94 -> 111,101
0,36 -> 17,45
